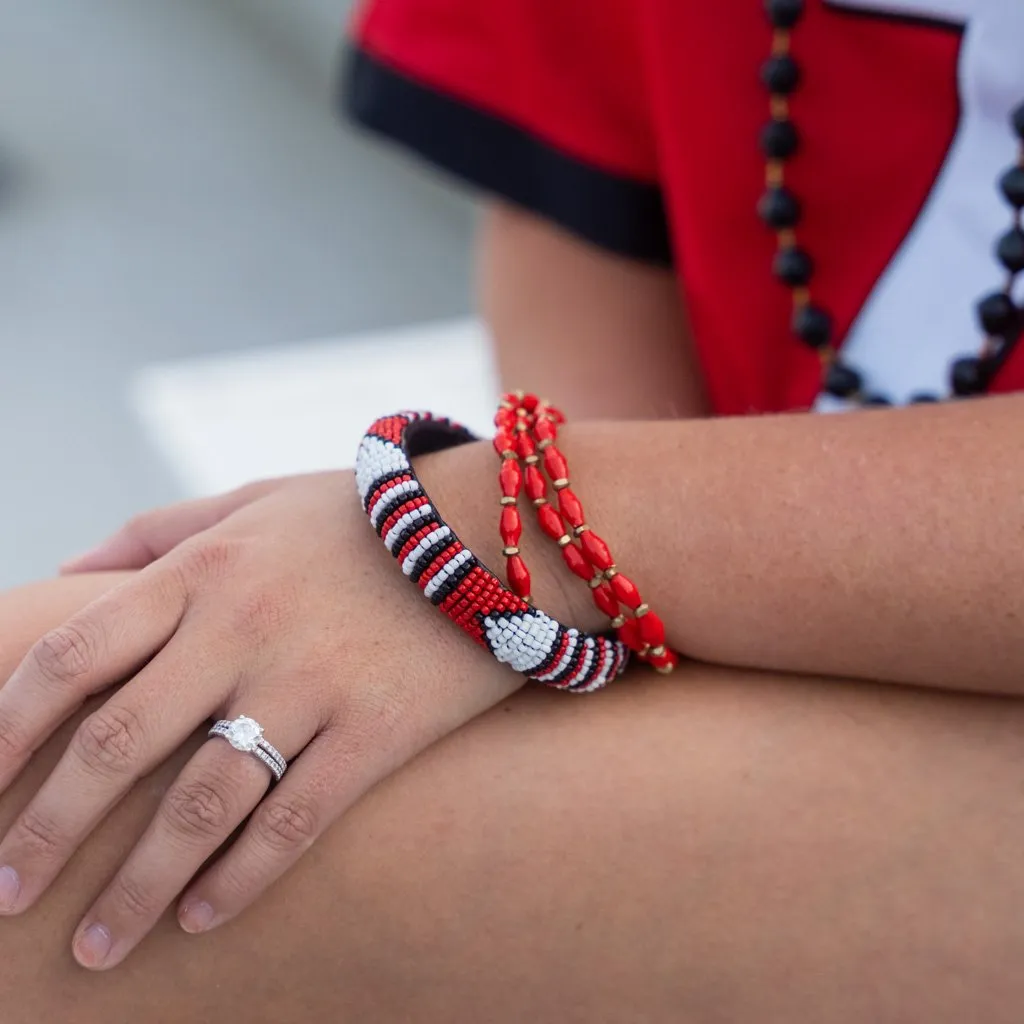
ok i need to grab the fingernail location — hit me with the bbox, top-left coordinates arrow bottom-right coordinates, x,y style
0,866 -> 20,912
74,923 -> 112,969
179,899 -> 215,934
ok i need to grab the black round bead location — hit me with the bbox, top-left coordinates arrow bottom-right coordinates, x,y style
950,356 -> 989,396
996,228 -> 1024,274
976,291 -> 1018,336
863,395 -> 892,407
760,119 -> 799,159
909,393 -> 939,403
758,187 -> 801,228
1012,101 -> 1024,141
999,166 -> 1024,208
773,247 -> 814,286
792,305 -> 832,349
761,55 -> 801,95
824,361 -> 861,399
765,0 -> 804,27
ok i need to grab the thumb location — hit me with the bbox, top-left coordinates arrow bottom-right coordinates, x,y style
60,478 -> 285,573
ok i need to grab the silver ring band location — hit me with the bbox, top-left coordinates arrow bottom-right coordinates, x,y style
209,716 -> 287,783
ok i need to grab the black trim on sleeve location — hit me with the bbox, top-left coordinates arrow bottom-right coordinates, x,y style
339,47 -> 673,266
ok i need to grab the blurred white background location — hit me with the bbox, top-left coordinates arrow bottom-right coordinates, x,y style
0,0 -> 479,587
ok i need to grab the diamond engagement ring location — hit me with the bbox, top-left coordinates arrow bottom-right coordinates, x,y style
208,716 -> 287,782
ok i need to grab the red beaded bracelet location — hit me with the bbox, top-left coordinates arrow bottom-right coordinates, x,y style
355,410 -> 631,693
492,392 -> 680,675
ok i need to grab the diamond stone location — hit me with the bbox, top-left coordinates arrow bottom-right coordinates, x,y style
225,716 -> 263,751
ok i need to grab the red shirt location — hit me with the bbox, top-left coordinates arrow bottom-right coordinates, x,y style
343,0 -> 1024,414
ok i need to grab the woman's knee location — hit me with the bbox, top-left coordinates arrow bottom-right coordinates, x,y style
2,575 -> 1024,1022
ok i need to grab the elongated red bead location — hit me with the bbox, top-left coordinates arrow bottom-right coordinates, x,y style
616,617 -> 644,652
580,530 -> 614,571
506,554 -> 531,598
609,571 -> 641,609
500,506 -> 522,546
521,393 -> 539,412
592,583 -> 620,619
543,447 -> 569,482
536,503 -> 565,541
534,416 -> 556,443
525,464 -> 547,502
557,487 -> 585,528
499,459 -> 522,498
562,543 -> 594,582
495,409 -> 516,430
492,431 -> 514,456
548,406 -> 566,425
638,610 -> 666,647
517,433 -> 536,459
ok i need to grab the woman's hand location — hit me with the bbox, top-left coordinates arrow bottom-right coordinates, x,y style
0,469 -> 526,969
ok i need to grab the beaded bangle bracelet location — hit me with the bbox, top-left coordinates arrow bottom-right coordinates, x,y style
355,411 -> 630,693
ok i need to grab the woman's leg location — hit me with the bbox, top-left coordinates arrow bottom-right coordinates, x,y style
0,573 -> 1022,1023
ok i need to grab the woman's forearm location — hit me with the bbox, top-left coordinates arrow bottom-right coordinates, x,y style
421,395 -> 1024,693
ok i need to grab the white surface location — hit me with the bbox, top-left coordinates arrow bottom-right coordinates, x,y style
820,0 -> 1024,407
130,318 -> 499,496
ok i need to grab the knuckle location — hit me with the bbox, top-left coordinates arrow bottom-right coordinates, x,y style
348,688 -> 410,747
231,587 -> 298,648
72,705 -> 146,777
0,716 -> 27,760
179,539 -> 243,583
254,794 -> 320,852
162,774 -> 233,841
14,808 -> 63,860
121,511 -> 156,541
32,622 -> 98,687
109,873 -> 159,920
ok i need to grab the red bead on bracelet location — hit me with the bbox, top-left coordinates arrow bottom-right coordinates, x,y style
492,392 -> 681,674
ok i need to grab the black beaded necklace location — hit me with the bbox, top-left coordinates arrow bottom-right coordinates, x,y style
760,0 -> 1024,406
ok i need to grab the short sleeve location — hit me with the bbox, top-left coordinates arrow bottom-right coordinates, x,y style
340,0 -> 672,265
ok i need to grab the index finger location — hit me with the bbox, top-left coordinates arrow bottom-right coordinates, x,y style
0,566 -> 187,791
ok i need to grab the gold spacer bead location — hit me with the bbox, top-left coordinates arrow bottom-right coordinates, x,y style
649,645 -> 666,658
818,347 -> 836,368
533,497 -> 548,507
765,160 -> 784,188
791,285 -> 811,309
771,29 -> 790,57
514,421 -> 528,432
777,227 -> 797,249
552,478 -> 570,490
514,389 -> 525,401
588,574 -> 603,590
610,614 -> 627,629
503,546 -> 520,557
537,438 -> 554,450
769,95 -> 789,120
524,454 -> 540,465
573,524 -> 591,537
604,567 -> 619,580
525,595 -> 535,608
654,663 -> 676,675
500,496 -> 517,506
557,535 -> 572,548
499,399 -> 514,410
501,449 -> 518,460
636,603 -> 650,617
